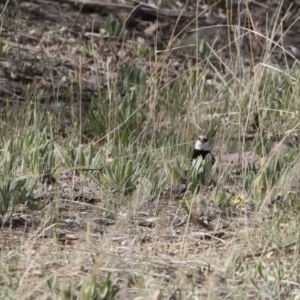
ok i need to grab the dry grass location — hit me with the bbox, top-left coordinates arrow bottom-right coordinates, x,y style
1,0 -> 300,299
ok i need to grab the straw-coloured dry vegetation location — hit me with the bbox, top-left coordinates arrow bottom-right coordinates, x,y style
1,0 -> 300,299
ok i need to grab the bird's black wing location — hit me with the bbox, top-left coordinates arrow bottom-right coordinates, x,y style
191,149 -> 213,163
192,149 -> 202,161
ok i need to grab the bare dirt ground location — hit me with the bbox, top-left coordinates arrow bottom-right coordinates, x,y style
1,0 -> 300,299
1,0 -> 300,102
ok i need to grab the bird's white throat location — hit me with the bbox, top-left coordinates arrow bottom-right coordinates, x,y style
195,140 -> 210,151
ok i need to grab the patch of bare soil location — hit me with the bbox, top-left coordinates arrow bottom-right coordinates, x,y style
1,174 -> 255,298
0,0 -> 300,103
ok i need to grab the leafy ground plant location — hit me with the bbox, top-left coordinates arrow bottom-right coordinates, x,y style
0,177 -> 34,216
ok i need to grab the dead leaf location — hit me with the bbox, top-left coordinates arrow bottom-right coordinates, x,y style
231,196 -> 250,208
250,40 -> 262,55
253,21 -> 262,35
151,289 -> 162,300
227,175 -> 236,185
144,22 -> 159,36
117,49 -> 130,59
136,36 -> 146,45
290,46 -> 300,57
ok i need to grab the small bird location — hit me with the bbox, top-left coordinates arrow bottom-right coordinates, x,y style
191,135 -> 215,165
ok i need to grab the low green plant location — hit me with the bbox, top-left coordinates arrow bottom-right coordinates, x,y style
163,157 -> 187,186
102,160 -> 142,195
254,132 -> 273,157
55,143 -> 103,169
249,157 -> 291,200
82,41 -> 94,58
190,156 -> 217,191
135,45 -> 150,57
0,38 -> 13,56
244,162 -> 258,193
78,273 -> 120,300
119,64 -> 147,88
215,191 -> 232,209
30,139 -> 55,175
104,14 -> 123,37
147,171 -> 166,202
46,273 -> 120,300
0,177 -> 34,216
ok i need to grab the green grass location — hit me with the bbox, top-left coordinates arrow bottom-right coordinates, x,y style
1,1 -> 300,299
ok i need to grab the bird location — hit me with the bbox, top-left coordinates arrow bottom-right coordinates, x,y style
191,135 -> 215,165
